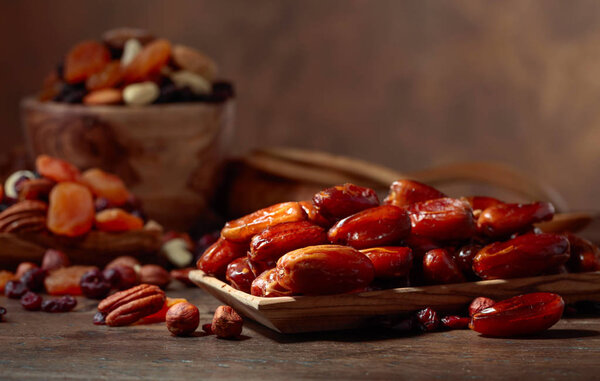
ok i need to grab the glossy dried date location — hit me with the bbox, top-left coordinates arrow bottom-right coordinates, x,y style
472,233 -> 570,280
422,248 -> 465,284
225,257 -> 256,294
360,247 -> 413,278
312,183 -> 379,220
470,292 -> 564,337
299,200 -> 333,228
250,268 -> 292,297
477,202 -> 555,238
462,196 -> 504,213
249,221 -> 327,263
196,238 -> 248,278
384,180 -> 445,208
407,198 -> 475,241
565,233 -> 600,273
276,245 -> 375,295
327,205 -> 411,249
221,202 -> 306,243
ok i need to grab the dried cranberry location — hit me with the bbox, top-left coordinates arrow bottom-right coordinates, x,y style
93,311 -> 107,325
5,280 -> 28,299
101,268 -> 121,289
416,307 -> 440,332
109,265 -> 138,290
21,291 -> 43,311
441,315 -> 470,329
469,297 -> 496,317
20,268 -> 47,292
80,269 -> 111,299
0,306 -> 6,321
42,295 -> 77,313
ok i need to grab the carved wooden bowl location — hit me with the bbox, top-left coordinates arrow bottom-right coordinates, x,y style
21,97 -> 235,231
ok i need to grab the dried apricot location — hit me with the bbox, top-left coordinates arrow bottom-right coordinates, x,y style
44,266 -> 97,295
123,39 -> 172,83
64,41 -> 111,84
95,209 -> 144,232
36,155 -> 81,183
86,61 -> 123,91
0,270 -> 16,293
47,182 -> 95,237
80,168 -> 131,206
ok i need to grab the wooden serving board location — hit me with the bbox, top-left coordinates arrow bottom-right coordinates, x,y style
189,270 -> 600,334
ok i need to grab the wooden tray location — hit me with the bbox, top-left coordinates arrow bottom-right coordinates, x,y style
189,270 -> 600,334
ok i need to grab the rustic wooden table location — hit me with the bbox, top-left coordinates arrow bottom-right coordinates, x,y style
2,286 -> 600,380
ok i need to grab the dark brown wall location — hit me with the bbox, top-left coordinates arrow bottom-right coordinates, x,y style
1,0 -> 599,210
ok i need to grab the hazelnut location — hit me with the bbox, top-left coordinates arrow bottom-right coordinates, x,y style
41,249 -> 70,271
211,305 -> 243,339
139,264 -> 171,289
15,262 -> 38,279
105,256 -> 141,271
170,268 -> 195,287
166,302 -> 199,336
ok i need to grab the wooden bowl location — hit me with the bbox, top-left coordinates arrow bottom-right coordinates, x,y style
189,270 -> 600,334
20,97 -> 235,231
0,223 -> 163,270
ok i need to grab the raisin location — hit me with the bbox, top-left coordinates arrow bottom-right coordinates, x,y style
93,311 -> 107,325
80,269 -> 111,299
47,182 -> 95,237
64,41 -> 111,84
5,280 -> 27,299
416,307 -> 440,332
104,265 -> 138,290
21,291 -> 43,311
41,295 -> 77,313
20,268 -> 47,292
441,315 -> 470,330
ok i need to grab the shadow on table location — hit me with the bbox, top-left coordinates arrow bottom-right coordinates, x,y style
247,320 -> 422,344
248,320 -> 600,344
474,328 -> 600,340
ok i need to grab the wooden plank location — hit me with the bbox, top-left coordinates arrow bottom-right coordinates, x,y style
190,270 -> 600,334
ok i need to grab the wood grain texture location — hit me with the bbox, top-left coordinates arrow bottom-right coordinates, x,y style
21,98 -> 235,230
189,270 -> 600,334
3,285 -> 600,380
0,224 -> 162,269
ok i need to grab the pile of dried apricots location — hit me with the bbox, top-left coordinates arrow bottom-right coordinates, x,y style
39,27 -> 233,106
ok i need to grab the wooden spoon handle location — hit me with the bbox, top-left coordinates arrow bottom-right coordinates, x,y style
253,147 -> 568,211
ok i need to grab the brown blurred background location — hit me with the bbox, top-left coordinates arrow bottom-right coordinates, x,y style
1,0 -> 599,210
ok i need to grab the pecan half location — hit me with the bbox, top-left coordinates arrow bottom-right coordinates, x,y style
0,200 -> 47,233
98,284 -> 165,326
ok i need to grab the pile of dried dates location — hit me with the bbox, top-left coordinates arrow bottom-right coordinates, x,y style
0,154 -> 146,237
197,180 -> 600,336
38,27 -> 233,106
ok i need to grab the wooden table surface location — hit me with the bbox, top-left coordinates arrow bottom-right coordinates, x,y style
2,285 -> 600,380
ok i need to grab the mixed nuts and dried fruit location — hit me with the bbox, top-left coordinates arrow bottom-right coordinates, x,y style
0,154 -> 146,236
0,248 -> 243,339
196,180 -> 600,336
38,27 -> 234,106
